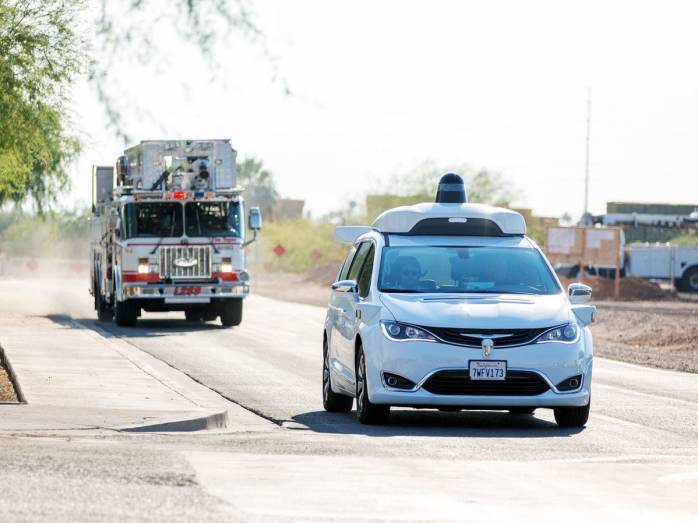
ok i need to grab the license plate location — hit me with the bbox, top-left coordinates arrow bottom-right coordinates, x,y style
469,360 -> 507,380
175,286 -> 202,296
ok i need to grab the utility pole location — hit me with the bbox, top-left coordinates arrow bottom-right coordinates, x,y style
583,89 -> 591,217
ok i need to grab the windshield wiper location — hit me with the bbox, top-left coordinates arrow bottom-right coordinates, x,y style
459,290 -> 537,295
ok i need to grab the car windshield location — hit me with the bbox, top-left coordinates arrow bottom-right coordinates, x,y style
185,202 -> 243,238
123,202 -> 183,238
378,246 -> 561,295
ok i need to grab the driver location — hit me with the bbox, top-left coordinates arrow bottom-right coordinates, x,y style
392,256 -> 422,289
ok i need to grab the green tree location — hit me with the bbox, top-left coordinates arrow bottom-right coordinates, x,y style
385,160 -> 518,206
0,0 -> 84,210
236,157 -> 279,217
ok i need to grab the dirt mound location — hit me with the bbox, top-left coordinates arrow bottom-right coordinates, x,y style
559,276 -> 674,301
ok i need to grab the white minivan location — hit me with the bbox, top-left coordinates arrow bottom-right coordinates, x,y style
322,174 -> 595,427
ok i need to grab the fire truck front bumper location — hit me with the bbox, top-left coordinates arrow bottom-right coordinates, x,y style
122,281 -> 249,303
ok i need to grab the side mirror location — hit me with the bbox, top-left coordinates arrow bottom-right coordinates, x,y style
568,282 -> 592,304
331,279 -> 358,293
249,207 -> 262,231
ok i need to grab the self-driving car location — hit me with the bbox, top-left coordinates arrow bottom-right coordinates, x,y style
322,173 -> 595,427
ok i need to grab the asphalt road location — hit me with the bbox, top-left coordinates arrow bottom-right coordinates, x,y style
3,275 -> 698,522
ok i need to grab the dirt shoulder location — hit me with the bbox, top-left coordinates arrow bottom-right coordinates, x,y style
0,366 -> 18,402
253,271 -> 698,374
593,302 -> 698,373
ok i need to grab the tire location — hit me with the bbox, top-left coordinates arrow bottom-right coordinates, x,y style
355,346 -> 390,425
220,299 -> 243,327
554,401 -> 590,428
509,407 -> 536,415
95,283 -> 112,322
679,266 -> 698,293
322,338 -> 353,413
184,309 -> 202,322
114,300 -> 138,327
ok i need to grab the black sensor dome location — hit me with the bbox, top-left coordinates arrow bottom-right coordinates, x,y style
435,173 -> 467,204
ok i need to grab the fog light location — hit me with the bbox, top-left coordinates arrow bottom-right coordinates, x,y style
125,287 -> 141,297
556,374 -> 583,391
383,372 -> 416,390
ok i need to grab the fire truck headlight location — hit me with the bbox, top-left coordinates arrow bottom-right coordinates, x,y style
138,258 -> 149,274
221,257 -> 233,273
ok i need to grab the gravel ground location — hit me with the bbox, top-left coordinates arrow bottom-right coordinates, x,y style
0,366 -> 17,402
254,272 -> 698,374
593,302 -> 698,373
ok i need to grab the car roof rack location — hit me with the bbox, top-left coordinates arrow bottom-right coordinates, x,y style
372,202 -> 526,237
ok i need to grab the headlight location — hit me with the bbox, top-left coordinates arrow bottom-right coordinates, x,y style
221,257 -> 233,273
380,321 -> 436,342
138,258 -> 157,274
536,323 -> 580,344
138,258 -> 149,274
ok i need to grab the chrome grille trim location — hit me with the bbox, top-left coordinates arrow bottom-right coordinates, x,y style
159,245 -> 212,279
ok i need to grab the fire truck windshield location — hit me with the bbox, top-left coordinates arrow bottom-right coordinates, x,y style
123,203 -> 184,238
185,202 -> 243,238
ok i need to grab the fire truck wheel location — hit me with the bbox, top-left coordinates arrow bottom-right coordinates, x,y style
114,301 -> 138,327
184,310 -> 203,322
96,293 -> 112,322
94,279 -> 112,322
220,299 -> 243,327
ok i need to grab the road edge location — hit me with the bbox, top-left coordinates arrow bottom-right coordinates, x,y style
120,408 -> 229,432
0,344 -> 26,404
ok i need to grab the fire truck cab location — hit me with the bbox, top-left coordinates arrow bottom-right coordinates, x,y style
89,139 -> 261,327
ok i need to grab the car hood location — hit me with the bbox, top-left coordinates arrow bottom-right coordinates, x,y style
379,292 -> 570,329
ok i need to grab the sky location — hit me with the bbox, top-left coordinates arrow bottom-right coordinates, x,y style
69,0 -> 698,220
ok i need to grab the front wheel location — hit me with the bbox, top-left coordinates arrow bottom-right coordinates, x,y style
323,338 -> 353,413
554,401 -> 590,428
95,285 -> 112,322
220,299 -> 243,327
184,309 -> 203,322
114,300 -> 138,326
356,347 -> 390,425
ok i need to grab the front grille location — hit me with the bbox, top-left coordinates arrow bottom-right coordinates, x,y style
422,370 -> 550,396
427,327 -> 548,347
159,245 -> 211,279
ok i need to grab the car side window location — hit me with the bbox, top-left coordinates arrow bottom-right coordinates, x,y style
347,242 -> 371,281
357,244 -> 375,298
338,246 -> 357,281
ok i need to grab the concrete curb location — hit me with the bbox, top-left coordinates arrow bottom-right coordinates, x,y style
0,344 -> 26,404
120,408 -> 229,433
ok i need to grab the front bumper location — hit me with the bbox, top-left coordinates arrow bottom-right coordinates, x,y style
122,281 -> 249,302
363,329 -> 593,408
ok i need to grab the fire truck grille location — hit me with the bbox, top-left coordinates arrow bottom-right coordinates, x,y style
159,246 -> 212,279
